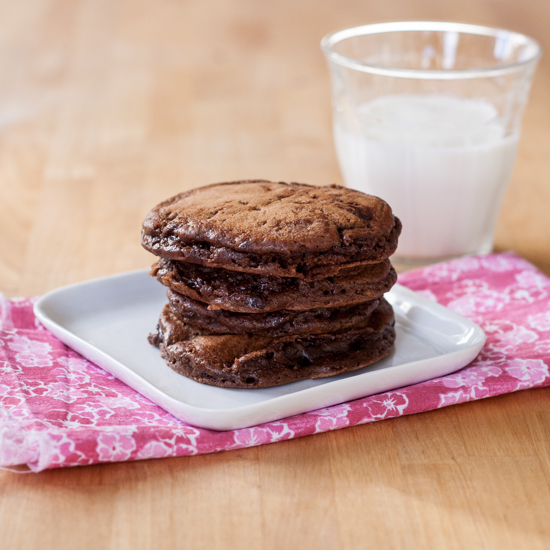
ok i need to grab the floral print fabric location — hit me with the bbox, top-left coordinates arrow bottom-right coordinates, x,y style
1,253 -> 549,472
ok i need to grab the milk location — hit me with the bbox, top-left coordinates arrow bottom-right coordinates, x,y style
334,94 -> 519,260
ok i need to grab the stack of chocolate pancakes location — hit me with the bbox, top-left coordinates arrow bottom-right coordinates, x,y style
142,180 -> 401,389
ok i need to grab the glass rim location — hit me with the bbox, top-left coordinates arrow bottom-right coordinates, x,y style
321,21 -> 542,80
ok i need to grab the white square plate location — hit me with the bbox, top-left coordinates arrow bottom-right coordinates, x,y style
34,270 -> 486,431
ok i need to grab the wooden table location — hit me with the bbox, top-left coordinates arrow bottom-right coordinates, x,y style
1,1 -> 549,548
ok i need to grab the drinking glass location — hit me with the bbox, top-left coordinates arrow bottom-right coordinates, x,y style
322,22 -> 541,266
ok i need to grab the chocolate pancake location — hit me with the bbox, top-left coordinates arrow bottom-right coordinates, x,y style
167,288 -> 381,336
141,180 -> 401,278
152,257 -> 397,313
149,299 -> 396,388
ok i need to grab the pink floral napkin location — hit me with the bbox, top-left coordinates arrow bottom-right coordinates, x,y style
1,252 -> 549,472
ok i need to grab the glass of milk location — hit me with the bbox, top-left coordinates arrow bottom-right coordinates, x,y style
321,22 -> 541,266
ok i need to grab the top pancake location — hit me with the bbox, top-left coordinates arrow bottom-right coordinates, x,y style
141,180 -> 401,278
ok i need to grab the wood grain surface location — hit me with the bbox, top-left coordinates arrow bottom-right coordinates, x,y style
1,1 -> 549,549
